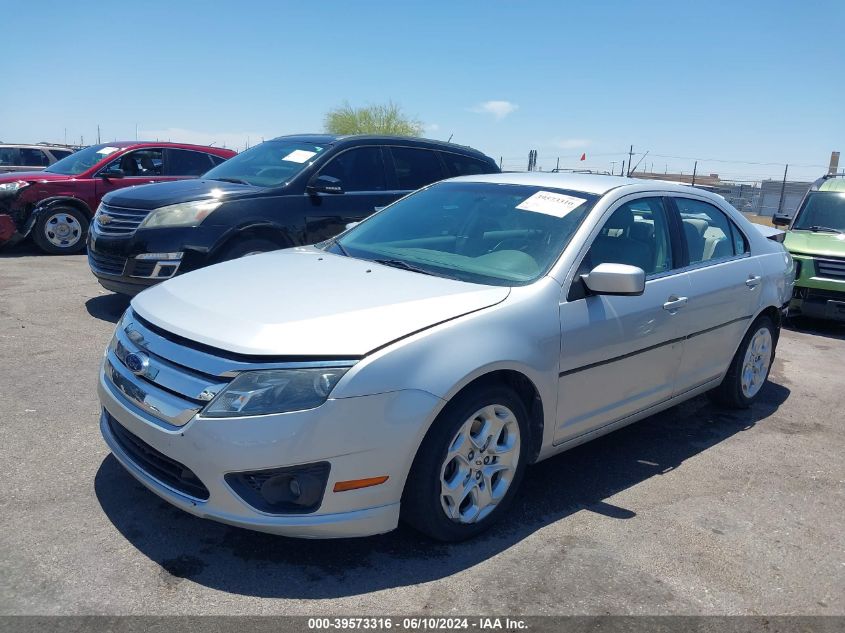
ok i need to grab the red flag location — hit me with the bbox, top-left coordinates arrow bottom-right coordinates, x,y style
580,153 -> 586,161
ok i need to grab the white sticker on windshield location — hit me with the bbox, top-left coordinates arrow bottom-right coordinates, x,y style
96,146 -> 120,155
282,149 -> 317,163
516,191 -> 587,218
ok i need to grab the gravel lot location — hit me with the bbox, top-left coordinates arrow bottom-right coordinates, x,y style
1,244 -> 843,616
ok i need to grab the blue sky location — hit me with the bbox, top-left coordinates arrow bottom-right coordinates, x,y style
2,0 -> 842,181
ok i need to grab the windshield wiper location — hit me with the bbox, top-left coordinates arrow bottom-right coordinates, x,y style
324,237 -> 350,257
373,258 -> 457,279
807,225 -> 845,234
211,177 -> 251,185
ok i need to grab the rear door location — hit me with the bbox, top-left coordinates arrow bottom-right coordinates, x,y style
164,148 -> 218,180
305,146 -> 396,242
556,195 -> 690,444
668,195 -> 762,394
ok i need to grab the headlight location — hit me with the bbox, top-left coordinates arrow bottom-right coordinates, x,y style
138,200 -> 222,229
0,180 -> 30,195
203,368 -> 350,417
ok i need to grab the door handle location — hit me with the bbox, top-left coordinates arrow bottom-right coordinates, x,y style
745,274 -> 761,289
663,295 -> 688,311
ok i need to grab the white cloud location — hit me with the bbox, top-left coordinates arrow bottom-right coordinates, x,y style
471,100 -> 519,120
138,127 -> 268,150
553,138 -> 591,149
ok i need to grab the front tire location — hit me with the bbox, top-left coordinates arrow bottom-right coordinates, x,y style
32,206 -> 89,254
401,384 -> 530,542
709,316 -> 776,409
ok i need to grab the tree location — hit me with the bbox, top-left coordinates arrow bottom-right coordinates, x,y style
324,101 -> 423,136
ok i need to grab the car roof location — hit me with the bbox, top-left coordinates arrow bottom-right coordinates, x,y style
818,177 -> 845,193
448,171 -> 730,200
268,133 -> 493,160
0,144 -> 74,150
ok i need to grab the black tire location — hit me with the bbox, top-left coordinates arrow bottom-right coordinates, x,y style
401,384 -> 530,542
708,315 -> 777,409
218,238 -> 280,262
32,206 -> 89,254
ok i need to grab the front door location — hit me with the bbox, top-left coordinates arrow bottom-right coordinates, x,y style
304,146 -> 398,243
556,196 -> 690,444
94,148 -> 171,199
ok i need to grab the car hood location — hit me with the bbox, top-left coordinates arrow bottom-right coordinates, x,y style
103,178 -> 260,210
784,230 -> 845,258
0,171 -> 71,183
131,248 -> 510,357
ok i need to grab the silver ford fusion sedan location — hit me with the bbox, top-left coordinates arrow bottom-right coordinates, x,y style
97,172 -> 794,541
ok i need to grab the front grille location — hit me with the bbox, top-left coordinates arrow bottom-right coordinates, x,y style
106,412 -> 210,500
131,260 -> 157,277
95,203 -> 150,236
816,257 -> 845,280
88,250 -> 127,276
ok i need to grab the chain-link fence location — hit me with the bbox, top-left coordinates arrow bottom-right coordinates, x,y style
498,150 -> 833,218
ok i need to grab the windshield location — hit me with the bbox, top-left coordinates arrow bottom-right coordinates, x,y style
44,144 -> 122,175
202,140 -> 327,187
792,192 -> 845,232
336,181 -> 598,286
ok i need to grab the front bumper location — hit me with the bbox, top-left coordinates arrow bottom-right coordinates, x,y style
97,363 -> 442,538
87,224 -> 227,295
788,253 -> 845,321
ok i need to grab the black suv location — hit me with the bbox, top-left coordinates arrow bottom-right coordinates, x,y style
87,134 -> 499,295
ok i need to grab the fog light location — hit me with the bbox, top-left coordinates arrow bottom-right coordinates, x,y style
225,462 -> 330,514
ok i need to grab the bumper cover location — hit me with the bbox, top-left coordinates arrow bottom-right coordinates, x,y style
97,366 -> 442,538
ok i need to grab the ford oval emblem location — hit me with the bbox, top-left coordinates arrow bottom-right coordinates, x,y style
125,352 -> 149,375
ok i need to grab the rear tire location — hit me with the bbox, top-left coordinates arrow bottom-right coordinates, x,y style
32,206 -> 88,254
218,238 -> 280,261
708,316 -> 776,409
401,384 -> 530,542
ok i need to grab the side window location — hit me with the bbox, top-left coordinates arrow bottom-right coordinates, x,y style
319,147 -> 386,192
675,198 -> 741,263
391,147 -> 445,190
584,197 -> 674,276
20,148 -> 50,167
0,148 -> 20,166
107,149 -> 163,177
440,152 -> 493,177
209,154 -> 227,167
166,149 -> 214,176
49,149 -> 73,161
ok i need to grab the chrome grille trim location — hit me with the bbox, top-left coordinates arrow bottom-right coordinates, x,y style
93,203 -> 151,236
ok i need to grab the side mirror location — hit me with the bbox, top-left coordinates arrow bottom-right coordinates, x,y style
772,214 -> 790,227
99,167 -> 125,179
307,174 -> 343,194
582,263 -> 645,296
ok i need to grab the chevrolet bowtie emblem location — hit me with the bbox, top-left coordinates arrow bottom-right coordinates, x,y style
98,214 -> 113,225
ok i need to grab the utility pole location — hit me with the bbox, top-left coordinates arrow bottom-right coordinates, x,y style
499,156 -> 503,170
611,161 -> 617,175
691,161 -> 698,187
777,164 -> 789,214
627,145 -> 634,177
621,160 -> 626,177
555,157 -> 560,171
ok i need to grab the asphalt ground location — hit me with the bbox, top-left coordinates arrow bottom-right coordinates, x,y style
0,242 -> 843,616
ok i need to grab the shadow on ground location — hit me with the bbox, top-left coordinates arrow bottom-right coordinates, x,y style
784,316 -> 845,341
86,293 -> 131,323
95,381 -> 789,599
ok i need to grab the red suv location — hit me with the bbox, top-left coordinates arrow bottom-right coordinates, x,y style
0,142 -> 236,254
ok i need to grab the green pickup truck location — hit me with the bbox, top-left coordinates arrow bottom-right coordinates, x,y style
774,174 -> 845,322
